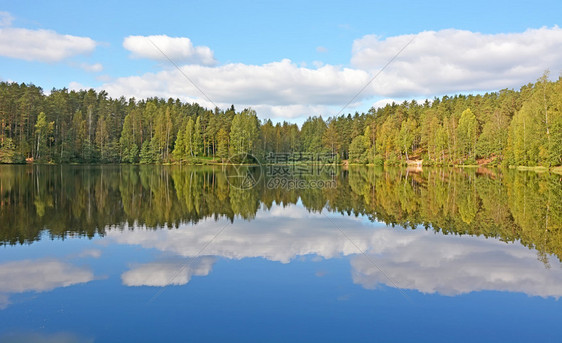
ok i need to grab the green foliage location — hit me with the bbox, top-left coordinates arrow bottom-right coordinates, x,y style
457,108 -> 477,159
302,116 -> 327,154
216,128 -> 229,161
172,122 -> 187,161
505,72 -> 561,166
95,115 -> 109,162
3,165 -> 560,263
349,135 -> 370,164
193,116 -> 203,157
184,117 -> 195,157
229,109 -> 259,156
0,138 -> 16,163
82,140 -> 97,163
372,155 -> 384,166
0,74 -> 560,166
549,116 -> 562,166
476,110 -> 509,158
128,143 -> 139,163
397,117 -> 417,160
377,116 -> 399,160
34,111 -> 54,162
139,140 -> 154,164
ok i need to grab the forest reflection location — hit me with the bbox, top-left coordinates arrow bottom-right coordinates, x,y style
0,165 -> 560,262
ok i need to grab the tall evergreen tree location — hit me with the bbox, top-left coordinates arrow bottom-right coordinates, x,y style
193,115 -> 203,157
457,108 -> 477,160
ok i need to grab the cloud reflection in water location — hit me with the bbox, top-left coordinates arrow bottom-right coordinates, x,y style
107,204 -> 562,297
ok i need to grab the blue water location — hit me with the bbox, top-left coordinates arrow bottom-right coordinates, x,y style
1,203 -> 561,342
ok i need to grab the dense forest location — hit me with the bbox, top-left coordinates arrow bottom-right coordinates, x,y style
0,72 -> 560,166
1,165 -> 560,263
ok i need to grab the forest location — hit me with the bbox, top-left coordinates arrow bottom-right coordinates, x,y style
0,72 -> 560,166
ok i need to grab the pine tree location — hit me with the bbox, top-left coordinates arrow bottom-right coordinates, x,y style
435,125 -> 448,163
193,116 -> 203,157
377,116 -> 398,160
95,115 -> 108,162
397,117 -> 417,161
129,143 -> 139,163
34,112 -> 54,162
349,134 -> 369,164
0,137 -> 16,163
72,110 -> 87,162
457,108 -> 477,161
172,124 -> 186,161
229,109 -> 259,157
139,140 -> 153,164
476,110 -> 509,159
216,128 -> 229,162
184,117 -> 195,157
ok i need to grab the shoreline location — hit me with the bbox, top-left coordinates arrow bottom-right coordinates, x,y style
2,161 -> 561,173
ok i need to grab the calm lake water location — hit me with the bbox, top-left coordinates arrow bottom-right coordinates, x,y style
0,165 -> 561,342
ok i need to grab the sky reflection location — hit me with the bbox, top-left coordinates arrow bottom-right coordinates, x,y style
1,202 -> 561,343
0,258 -> 94,309
104,203 -> 562,297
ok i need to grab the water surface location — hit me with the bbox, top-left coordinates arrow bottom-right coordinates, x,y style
0,165 -> 561,342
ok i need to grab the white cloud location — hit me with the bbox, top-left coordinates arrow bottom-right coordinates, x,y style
371,98 -> 397,109
351,27 -> 562,97
69,81 -> 87,91
122,257 -> 215,287
0,293 -> 10,310
77,249 -> 102,258
95,74 -> 113,83
99,59 -> 371,119
0,259 -> 94,293
107,205 -> 376,263
371,97 -> 432,110
0,258 -> 94,309
252,104 -> 333,120
351,230 -> 562,297
106,203 -> 562,297
68,27 -> 562,121
312,60 -> 324,68
104,59 -> 369,105
0,332 -> 94,343
123,35 -> 216,66
0,27 -> 97,62
0,11 -> 13,27
79,62 -> 103,73
316,46 -> 328,53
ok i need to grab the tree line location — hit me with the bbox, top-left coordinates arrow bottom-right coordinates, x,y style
0,72 -> 560,166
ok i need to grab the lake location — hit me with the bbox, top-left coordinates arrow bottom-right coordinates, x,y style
0,165 -> 561,342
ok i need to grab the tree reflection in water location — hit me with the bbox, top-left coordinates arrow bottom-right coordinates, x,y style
0,165 -> 560,263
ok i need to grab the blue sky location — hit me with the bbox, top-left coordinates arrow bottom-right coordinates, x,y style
1,0 -> 561,123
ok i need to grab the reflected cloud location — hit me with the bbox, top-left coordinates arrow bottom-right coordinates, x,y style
0,293 -> 10,310
0,259 -> 94,309
107,204 -> 562,297
351,230 -> 562,298
76,249 -> 102,259
0,332 -> 94,343
107,205 -> 377,263
122,257 -> 215,287
0,259 -> 94,293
